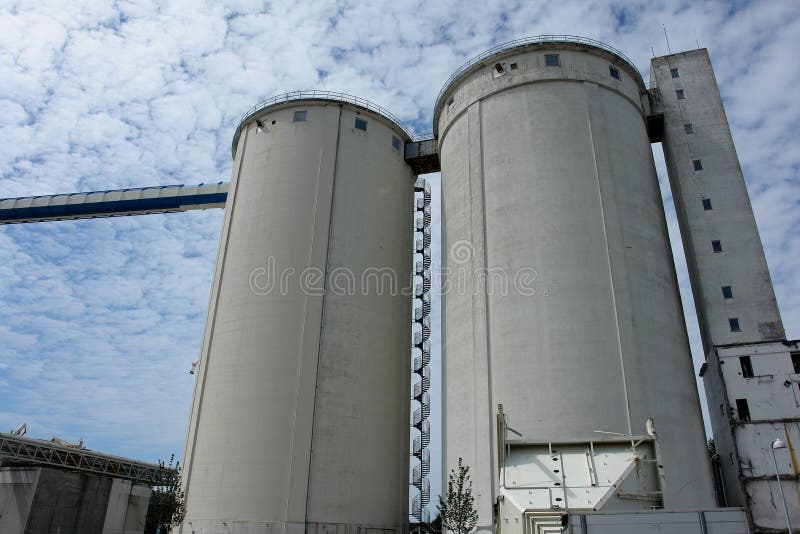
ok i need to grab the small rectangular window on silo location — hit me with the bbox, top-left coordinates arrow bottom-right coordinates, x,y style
609,66 -> 620,80
676,89 -> 685,99
729,318 -> 741,332
392,136 -> 401,150
293,110 -> 307,122
684,123 -> 694,134
702,198 -> 712,210
355,117 -> 367,131
545,54 -> 560,67
693,159 -> 704,171
712,240 -> 723,253
671,68 -> 680,78
492,63 -> 507,78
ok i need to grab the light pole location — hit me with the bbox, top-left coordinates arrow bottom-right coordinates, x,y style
771,438 -> 794,533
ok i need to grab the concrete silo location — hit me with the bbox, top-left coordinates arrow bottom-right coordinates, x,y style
434,38 -> 716,530
179,93 -> 415,534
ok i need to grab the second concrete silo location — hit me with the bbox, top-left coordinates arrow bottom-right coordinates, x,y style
179,93 -> 415,534
434,37 -> 716,529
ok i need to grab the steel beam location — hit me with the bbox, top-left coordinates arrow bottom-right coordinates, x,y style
0,432 -> 171,485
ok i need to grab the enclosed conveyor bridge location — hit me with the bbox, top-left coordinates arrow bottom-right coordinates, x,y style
0,182 -> 229,225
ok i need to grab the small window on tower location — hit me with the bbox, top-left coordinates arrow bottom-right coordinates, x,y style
671,68 -> 680,78
609,66 -> 620,79
510,62 -> 518,70
392,136 -> 401,150
684,123 -> 694,134
293,110 -> 307,122
791,352 -> 800,373
722,286 -> 733,299
545,54 -> 561,67
740,356 -> 754,378
735,398 -> 750,421
729,318 -> 741,332
693,159 -> 704,171
712,240 -> 723,253
702,198 -> 713,210
676,89 -> 686,100
355,117 -> 367,131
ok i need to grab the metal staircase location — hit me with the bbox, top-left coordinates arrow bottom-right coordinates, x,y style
411,178 -> 432,523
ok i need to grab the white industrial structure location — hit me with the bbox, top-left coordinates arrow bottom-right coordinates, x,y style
2,36 -> 797,534
179,95 -> 418,534
434,38 -> 717,531
652,49 -> 799,533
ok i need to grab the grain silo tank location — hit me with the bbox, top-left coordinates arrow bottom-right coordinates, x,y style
434,38 -> 716,529
179,93 -> 414,534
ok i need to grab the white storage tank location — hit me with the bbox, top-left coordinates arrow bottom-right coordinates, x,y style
180,93 -> 415,534
434,38 -> 716,526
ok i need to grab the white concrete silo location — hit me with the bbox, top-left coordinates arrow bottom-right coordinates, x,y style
434,38 -> 716,529
179,94 -> 415,534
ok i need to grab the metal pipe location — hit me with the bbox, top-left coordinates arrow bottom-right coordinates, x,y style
772,438 -> 794,533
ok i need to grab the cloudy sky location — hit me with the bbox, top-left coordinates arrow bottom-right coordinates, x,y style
1,0 -> 798,517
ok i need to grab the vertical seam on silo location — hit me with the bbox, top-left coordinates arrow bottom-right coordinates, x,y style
468,103 -> 481,510
286,111 -> 330,524
304,105 -> 343,531
584,84 -> 635,443
181,125 -> 249,508
477,99 -> 496,506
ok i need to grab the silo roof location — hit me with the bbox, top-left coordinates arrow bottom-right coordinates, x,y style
231,90 -> 418,159
433,35 -> 645,133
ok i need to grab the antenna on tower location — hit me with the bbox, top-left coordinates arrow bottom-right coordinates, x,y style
695,29 -> 701,49
663,24 -> 671,54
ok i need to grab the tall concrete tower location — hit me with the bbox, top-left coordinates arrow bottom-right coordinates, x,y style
652,49 -> 784,355
652,49 -> 798,532
179,94 -> 415,534
434,38 -> 716,531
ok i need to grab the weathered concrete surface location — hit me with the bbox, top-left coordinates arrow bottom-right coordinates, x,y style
652,49 -> 785,354
436,42 -> 716,530
0,468 -> 38,534
180,99 -> 414,534
0,467 -> 150,534
701,340 -> 800,531
102,478 -> 152,534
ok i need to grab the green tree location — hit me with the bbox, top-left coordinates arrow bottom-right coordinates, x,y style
437,457 -> 478,534
144,455 -> 186,534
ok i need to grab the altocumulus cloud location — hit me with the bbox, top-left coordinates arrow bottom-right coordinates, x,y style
0,0 -> 798,509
